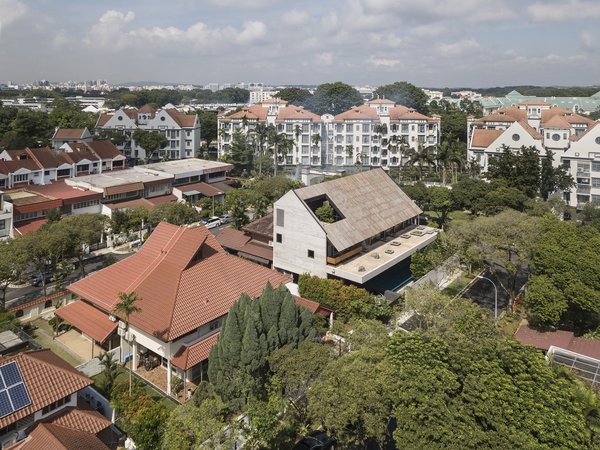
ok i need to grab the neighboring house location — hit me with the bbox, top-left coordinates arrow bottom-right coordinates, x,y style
0,142 -> 125,190
95,105 -> 201,162
51,128 -> 92,151
0,349 -> 119,450
467,101 -> 598,208
0,193 -> 13,240
272,169 -> 439,293
217,99 -> 440,169
216,213 -> 274,267
61,222 -> 329,401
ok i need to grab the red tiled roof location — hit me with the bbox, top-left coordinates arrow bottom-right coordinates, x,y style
470,129 -> 503,148
215,227 -> 252,249
518,120 -> 543,140
520,99 -> 549,106
514,324 -> 600,360
138,104 -> 156,114
165,109 -> 197,128
14,218 -> 48,236
0,350 -> 92,429
276,105 -> 321,122
54,301 -> 117,343
104,194 -> 176,210
543,115 -> 571,129
84,141 -> 124,160
8,291 -> 67,313
52,129 -> 87,140
334,105 -> 379,121
27,181 -> 102,205
171,332 -> 219,370
221,105 -> 268,122
176,182 -> 224,197
104,182 -> 144,196
68,222 -> 291,341
95,115 -> 111,127
242,213 -> 273,239
14,423 -> 109,450
367,98 -> 395,105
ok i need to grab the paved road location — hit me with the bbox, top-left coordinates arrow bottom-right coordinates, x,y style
6,252 -> 133,309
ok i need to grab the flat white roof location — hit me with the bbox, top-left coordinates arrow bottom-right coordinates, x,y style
66,168 -> 173,189
139,159 -> 233,176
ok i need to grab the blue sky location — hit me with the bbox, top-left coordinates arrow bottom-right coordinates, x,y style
0,0 -> 599,87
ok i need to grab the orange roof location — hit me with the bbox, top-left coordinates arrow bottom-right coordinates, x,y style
68,222 -> 291,341
95,115 -> 111,127
367,98 -> 395,105
543,115 -> 571,129
0,350 -> 92,429
104,194 -> 176,210
49,404 -> 112,435
215,227 -> 251,249
54,301 -> 117,343
138,104 -> 156,114
242,212 -> 273,239
165,109 -> 197,128
519,99 -> 549,106
470,129 -> 503,148
221,105 -> 268,122
14,218 -> 48,236
83,141 -> 123,160
541,106 -> 570,123
518,120 -> 543,140
276,105 -> 321,122
27,181 -> 102,205
334,105 -> 379,121
171,332 -> 219,370
13,423 -> 109,450
52,129 -> 87,140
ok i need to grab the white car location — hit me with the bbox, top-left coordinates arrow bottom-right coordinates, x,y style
204,216 -> 222,229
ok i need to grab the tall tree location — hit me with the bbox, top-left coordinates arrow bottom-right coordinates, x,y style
274,88 -> 314,110
311,82 -> 364,115
198,111 -> 217,149
132,128 -> 168,162
373,81 -> 429,113
113,291 -> 142,396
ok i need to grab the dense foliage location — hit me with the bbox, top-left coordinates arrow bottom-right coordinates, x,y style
373,81 -> 429,114
208,283 -> 316,411
311,82 -> 364,115
298,274 -> 391,321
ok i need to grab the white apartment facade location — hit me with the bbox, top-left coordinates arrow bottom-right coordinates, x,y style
96,105 -> 201,162
217,99 -> 440,170
467,100 -> 598,207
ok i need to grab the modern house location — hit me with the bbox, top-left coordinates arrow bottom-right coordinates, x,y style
467,101 -> 599,208
217,99 -> 440,169
60,222 -> 329,401
0,350 -> 119,450
95,106 -> 201,163
272,169 -> 438,292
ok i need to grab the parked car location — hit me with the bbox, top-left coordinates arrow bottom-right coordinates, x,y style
293,431 -> 336,450
204,216 -> 222,229
219,214 -> 232,224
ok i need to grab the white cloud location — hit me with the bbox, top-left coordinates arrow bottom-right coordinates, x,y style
282,10 -> 310,26
235,21 -> 267,45
581,31 -> 593,50
0,0 -> 28,33
528,0 -> 600,22
315,52 -> 333,65
439,38 -> 480,57
369,56 -> 401,67
53,29 -> 70,48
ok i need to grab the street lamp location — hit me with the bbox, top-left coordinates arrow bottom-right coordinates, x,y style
476,275 -> 498,320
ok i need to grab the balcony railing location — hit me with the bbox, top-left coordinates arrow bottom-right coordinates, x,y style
327,246 -> 362,265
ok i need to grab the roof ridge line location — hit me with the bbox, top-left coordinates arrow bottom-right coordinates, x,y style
22,351 -> 91,383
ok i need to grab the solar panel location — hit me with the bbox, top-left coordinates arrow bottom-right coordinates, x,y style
0,361 -> 31,418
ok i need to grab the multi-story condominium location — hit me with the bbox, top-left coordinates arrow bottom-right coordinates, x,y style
273,169 -> 439,293
95,105 -> 201,163
217,99 -> 440,170
467,100 -> 598,208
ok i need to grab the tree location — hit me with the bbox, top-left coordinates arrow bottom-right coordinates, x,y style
148,202 -> 200,226
198,111 -> 217,148
275,88 -> 314,109
579,201 -> 600,232
425,186 -> 454,228
0,239 -> 27,310
523,275 -> 568,327
540,149 -> 574,200
486,145 -> 541,198
450,177 -> 491,214
224,189 -> 251,230
57,214 -> 106,278
229,129 -> 252,176
132,128 -> 168,162
311,82 -> 364,115
373,81 -> 429,113
314,203 -> 334,223
208,283 -> 316,410
113,292 -> 142,396
99,351 -> 119,396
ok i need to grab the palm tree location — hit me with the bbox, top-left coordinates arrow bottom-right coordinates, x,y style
99,351 -> 119,396
345,144 -> 354,166
254,123 -> 269,176
113,291 -> 142,396
280,137 -> 294,169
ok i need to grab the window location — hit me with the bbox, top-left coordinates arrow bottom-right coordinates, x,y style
302,135 -> 309,144
160,116 -> 166,121
592,178 -> 600,188
209,319 -> 220,331
73,199 -> 100,210
592,162 -> 600,172
552,133 -> 560,141
307,249 -> 314,258
42,395 -> 70,415
0,220 -> 5,230
276,209 -> 284,227
13,174 -> 28,183
596,137 -> 600,145
44,170 -> 50,176
117,116 -> 123,121
512,134 -> 520,142
346,124 -> 353,133
276,233 -> 282,243
362,124 -> 370,133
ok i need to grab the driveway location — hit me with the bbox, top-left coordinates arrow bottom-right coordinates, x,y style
56,329 -> 104,362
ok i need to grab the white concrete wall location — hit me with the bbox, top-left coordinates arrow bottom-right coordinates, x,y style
33,392 -> 77,422
272,191 -> 328,278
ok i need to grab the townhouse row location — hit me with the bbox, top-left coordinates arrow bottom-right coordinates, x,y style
217,98 -> 441,169
467,99 -> 600,208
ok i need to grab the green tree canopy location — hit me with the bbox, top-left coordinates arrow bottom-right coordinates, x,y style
311,82 -> 364,115
373,81 -> 429,113
132,128 -> 168,161
274,88 -> 314,110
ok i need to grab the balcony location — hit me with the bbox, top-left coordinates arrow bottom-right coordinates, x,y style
325,225 -> 439,284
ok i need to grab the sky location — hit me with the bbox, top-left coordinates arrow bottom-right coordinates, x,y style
0,0 -> 599,88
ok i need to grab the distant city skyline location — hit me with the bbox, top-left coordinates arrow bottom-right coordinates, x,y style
1,0 -> 599,87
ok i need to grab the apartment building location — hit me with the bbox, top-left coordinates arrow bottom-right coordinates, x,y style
217,99 -> 440,170
467,100 -> 598,207
272,169 -> 438,293
95,105 -> 201,162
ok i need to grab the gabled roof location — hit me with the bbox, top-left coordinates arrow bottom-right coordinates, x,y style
520,99 -> 549,106
13,423 -> 109,450
367,98 -> 395,105
470,129 -> 504,148
334,105 -> 380,121
95,114 -> 111,127
55,301 -> 117,344
171,332 -> 219,370
293,168 -> 422,251
276,105 -> 321,122
518,120 -> 543,140
138,104 -> 156,114
242,212 -> 273,239
221,105 -> 268,122
0,350 -> 92,429
68,222 -> 291,341
165,109 -> 197,128
81,141 -> 123,160
543,115 -> 572,129
52,128 -> 88,140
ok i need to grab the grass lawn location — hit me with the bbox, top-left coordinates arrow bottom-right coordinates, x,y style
93,367 -> 178,411
442,272 -> 476,298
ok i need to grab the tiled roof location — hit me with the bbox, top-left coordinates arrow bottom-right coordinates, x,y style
388,105 -> 411,120
84,141 -> 124,160
0,350 -> 92,429
518,120 -> 543,140
276,105 -> 321,121
541,106 -> 570,123
14,218 -> 48,236
171,332 -> 219,370
54,301 -> 117,344
138,104 -> 156,114
68,222 -> 291,341
165,109 -> 197,128
104,193 -> 176,210
14,423 -> 109,450
543,115 -> 572,129
520,99 -> 549,106
95,115 -> 111,127
367,98 -> 395,105
27,181 -> 102,205
242,213 -> 273,239
221,105 -> 268,122
52,129 -> 87,140
49,403 -> 112,435
334,105 -> 380,121
176,182 -> 224,197
514,324 -> 600,360
215,227 -> 251,249
470,129 -> 503,148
